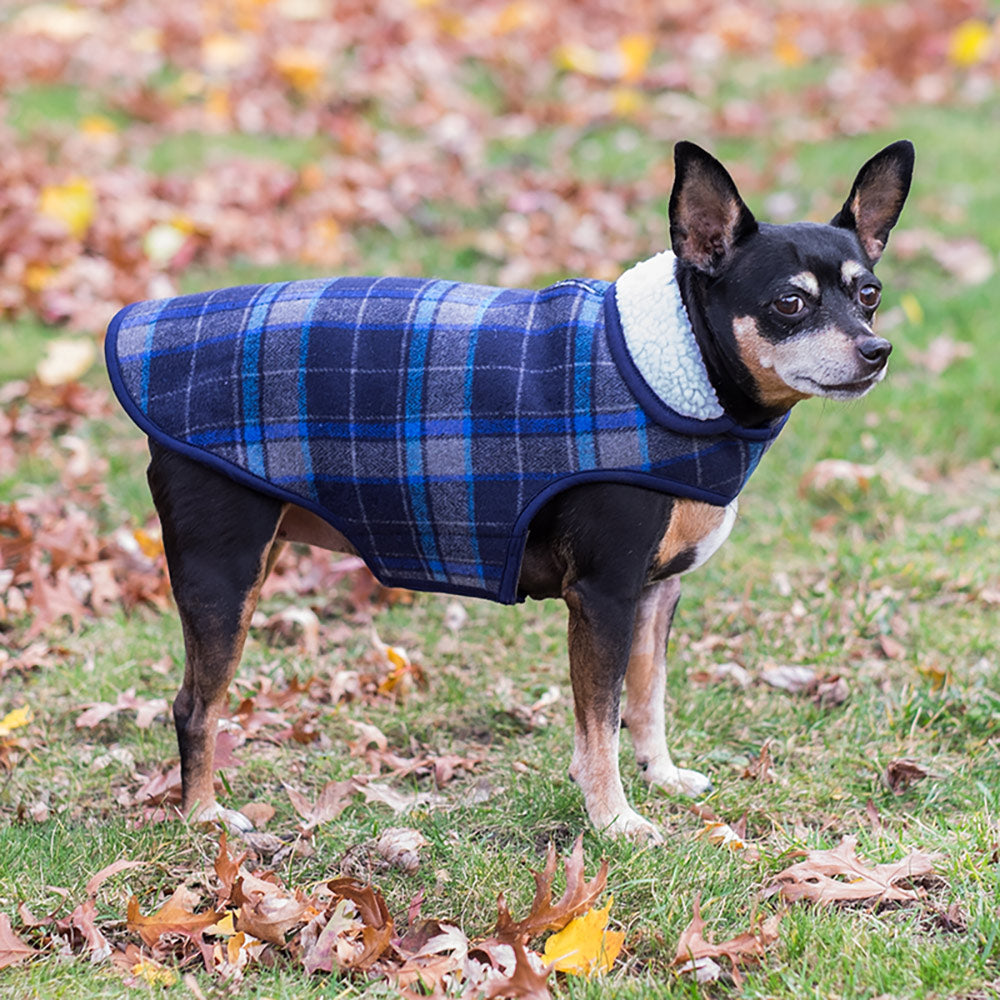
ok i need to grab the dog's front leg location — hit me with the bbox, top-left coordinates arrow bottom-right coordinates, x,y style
622,578 -> 712,797
564,578 -> 662,842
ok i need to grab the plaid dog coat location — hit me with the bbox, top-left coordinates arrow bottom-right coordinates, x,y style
106,252 -> 787,603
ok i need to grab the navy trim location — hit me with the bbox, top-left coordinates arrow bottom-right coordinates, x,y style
496,468 -> 733,603
602,284 -> 787,444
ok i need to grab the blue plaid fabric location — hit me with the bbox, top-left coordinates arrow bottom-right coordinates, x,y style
106,275 -> 786,603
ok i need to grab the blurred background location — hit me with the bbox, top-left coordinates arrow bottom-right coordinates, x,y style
0,0 -> 997,340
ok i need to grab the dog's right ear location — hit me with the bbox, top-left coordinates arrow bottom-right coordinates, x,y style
669,141 -> 758,276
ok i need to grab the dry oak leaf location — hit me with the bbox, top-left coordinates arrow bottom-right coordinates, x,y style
0,912 -> 37,969
284,779 -> 356,831
884,758 -> 937,795
764,836 -> 937,906
672,894 -> 780,987
301,880 -> 395,975
495,834 -> 608,940
481,936 -> 554,999
126,886 -> 222,950
326,878 -> 394,971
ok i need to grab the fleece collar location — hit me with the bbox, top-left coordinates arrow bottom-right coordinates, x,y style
613,250 -> 725,422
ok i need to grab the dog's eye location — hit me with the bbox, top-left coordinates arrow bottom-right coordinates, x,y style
774,294 -> 805,316
859,284 -> 881,309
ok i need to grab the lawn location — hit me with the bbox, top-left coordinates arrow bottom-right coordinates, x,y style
1,2 -> 999,997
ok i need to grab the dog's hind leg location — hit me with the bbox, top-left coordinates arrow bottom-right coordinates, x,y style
622,577 -> 712,797
148,443 -> 284,829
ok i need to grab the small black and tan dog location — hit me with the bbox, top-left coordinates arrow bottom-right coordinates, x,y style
120,140 -> 913,840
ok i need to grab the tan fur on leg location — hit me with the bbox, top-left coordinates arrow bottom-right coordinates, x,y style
622,578 -> 711,797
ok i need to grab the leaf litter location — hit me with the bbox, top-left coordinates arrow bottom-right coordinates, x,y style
8,830 -> 627,995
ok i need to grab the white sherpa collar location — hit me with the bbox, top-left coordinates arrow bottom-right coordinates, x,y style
613,250 -> 724,421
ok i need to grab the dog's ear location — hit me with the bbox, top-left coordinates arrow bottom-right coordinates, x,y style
669,141 -> 757,275
831,140 -> 914,264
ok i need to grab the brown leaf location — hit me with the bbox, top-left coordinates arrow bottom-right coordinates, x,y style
284,779 -> 356,830
764,836 -> 937,906
884,758 -> 935,794
85,858 -> 144,897
482,936 -> 553,999
672,895 -> 780,986
126,886 -> 222,950
325,878 -> 395,971
0,912 -> 37,969
375,827 -> 429,873
494,834 -> 607,940
238,889 -> 316,946
213,831 -> 247,905
60,898 -> 111,962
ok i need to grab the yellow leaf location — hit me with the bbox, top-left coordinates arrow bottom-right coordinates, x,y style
36,337 -> 96,386
132,958 -> 178,987
774,36 -> 805,67
618,34 -> 653,82
542,897 -> 624,976
24,264 -> 54,293
0,706 -> 33,738
273,46 -> 325,94
80,115 -> 117,136
949,20 -> 992,67
900,293 -> 924,326
207,910 -> 237,936
554,42 -> 600,77
612,86 -> 644,118
133,527 -> 164,559
38,177 -> 95,240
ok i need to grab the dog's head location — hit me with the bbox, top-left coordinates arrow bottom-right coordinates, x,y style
669,140 -> 914,411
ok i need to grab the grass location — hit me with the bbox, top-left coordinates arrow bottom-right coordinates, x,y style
2,90 -> 999,1000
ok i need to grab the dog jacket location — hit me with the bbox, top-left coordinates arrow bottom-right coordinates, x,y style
106,252 -> 787,603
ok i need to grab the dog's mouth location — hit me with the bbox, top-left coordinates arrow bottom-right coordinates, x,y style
793,369 -> 885,398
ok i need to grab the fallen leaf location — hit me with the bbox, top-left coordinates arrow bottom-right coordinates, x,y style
61,898 -> 112,962
37,178 -> 96,239
238,889 -> 316,946
495,834 -> 608,939
482,936 -> 553,999
0,912 -> 37,969
85,858 -> 145,897
375,827 -> 429,874
322,878 -> 394,971
0,706 -> 33,737
35,338 -> 96,386
884,759 -> 936,794
541,896 -> 623,976
762,664 -> 817,693
126,885 -> 222,950
284,779 -> 356,830
672,895 -> 779,986
764,836 -> 937,906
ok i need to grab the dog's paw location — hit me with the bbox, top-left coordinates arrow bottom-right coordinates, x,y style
595,808 -> 664,844
190,802 -> 255,834
644,762 -> 713,798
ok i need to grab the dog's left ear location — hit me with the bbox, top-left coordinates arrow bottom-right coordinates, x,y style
831,140 -> 914,264
669,141 -> 758,276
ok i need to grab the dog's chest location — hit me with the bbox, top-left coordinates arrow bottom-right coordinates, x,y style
652,498 -> 738,579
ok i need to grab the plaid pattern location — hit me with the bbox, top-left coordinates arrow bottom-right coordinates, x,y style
106,275 -> 785,603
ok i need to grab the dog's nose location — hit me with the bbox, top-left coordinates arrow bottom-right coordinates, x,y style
856,336 -> 892,367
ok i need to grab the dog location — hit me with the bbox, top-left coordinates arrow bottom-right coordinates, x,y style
106,139 -> 913,840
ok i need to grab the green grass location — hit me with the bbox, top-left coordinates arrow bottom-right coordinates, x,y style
2,87 -> 999,999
